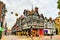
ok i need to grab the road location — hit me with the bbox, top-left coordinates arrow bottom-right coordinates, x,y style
1,35 -> 60,40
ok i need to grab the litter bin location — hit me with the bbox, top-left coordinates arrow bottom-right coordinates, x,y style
0,27 -> 4,39
0,31 -> 2,39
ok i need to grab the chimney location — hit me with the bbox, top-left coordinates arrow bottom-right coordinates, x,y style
35,7 -> 38,13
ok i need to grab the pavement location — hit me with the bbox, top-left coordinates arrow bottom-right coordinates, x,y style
1,35 -> 60,40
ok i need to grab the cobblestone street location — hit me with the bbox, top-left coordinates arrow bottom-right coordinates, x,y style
1,35 -> 60,40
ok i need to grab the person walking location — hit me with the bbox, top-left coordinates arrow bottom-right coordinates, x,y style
4,29 -> 7,36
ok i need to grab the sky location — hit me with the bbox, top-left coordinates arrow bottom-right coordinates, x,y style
1,0 -> 59,28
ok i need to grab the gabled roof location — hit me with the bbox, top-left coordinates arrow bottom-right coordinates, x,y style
40,14 -> 44,19
23,7 -> 39,15
48,17 -> 52,22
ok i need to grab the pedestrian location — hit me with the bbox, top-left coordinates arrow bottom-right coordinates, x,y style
4,29 -> 7,36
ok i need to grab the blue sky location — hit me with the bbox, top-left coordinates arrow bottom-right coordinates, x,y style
1,0 -> 59,28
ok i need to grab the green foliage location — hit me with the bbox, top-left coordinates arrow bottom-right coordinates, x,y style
57,0 -> 60,9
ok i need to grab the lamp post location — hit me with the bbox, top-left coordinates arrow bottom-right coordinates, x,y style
11,12 -> 19,35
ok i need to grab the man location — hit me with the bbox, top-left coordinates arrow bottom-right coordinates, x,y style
4,29 -> 7,35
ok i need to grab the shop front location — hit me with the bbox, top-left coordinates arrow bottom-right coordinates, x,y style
32,29 -> 37,36
38,29 -> 44,36
16,31 -> 21,36
44,29 -> 48,36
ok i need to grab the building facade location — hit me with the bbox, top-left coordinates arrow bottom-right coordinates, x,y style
0,1 -> 7,28
55,12 -> 60,35
44,17 -> 56,36
12,7 -> 56,36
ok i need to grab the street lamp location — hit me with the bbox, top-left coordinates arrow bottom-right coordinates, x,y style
11,12 -> 19,35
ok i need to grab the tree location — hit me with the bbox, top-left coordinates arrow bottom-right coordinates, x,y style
15,13 -> 18,16
57,0 -> 60,9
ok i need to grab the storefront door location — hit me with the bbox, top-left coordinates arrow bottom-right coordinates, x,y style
39,29 -> 44,36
